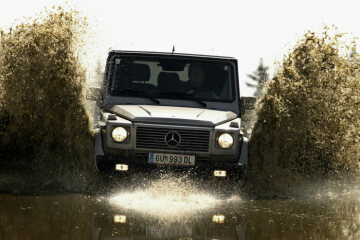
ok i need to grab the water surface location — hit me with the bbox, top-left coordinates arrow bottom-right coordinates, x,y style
1,178 -> 359,239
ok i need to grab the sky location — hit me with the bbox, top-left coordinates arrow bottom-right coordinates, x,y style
1,0 -> 360,96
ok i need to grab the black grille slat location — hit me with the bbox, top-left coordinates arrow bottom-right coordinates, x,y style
138,129 -> 208,134
137,136 -> 208,139
136,145 -> 208,149
136,126 -> 210,152
136,143 -> 209,147
137,136 -> 165,140
137,136 -> 209,141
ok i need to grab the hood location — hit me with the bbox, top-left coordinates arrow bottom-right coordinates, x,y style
103,105 -> 237,127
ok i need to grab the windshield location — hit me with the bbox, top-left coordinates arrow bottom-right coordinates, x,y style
107,57 -> 235,102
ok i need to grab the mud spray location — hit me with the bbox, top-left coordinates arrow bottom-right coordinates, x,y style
0,6 -> 95,190
108,174 -> 241,221
247,28 -> 360,197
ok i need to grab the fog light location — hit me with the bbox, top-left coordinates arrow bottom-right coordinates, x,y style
214,170 -> 226,177
212,214 -> 225,223
114,215 -> 126,223
115,164 -> 128,171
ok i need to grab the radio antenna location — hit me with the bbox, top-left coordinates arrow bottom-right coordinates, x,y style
172,45 -> 175,55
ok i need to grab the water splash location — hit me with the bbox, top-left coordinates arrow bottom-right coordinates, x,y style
108,175 -> 241,220
247,27 -> 360,197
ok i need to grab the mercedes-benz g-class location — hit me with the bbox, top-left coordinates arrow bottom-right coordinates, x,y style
91,51 -> 254,179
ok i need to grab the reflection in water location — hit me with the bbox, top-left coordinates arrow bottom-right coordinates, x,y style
212,214 -> 226,223
113,215 -> 127,224
1,182 -> 360,239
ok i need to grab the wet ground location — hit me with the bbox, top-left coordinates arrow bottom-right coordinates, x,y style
1,174 -> 360,240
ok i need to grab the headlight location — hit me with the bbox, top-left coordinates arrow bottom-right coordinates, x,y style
217,133 -> 233,149
112,127 -> 128,142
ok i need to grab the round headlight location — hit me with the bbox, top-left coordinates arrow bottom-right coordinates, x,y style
218,133 -> 233,149
112,127 -> 128,142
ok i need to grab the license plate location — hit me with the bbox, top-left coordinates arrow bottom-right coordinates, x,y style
148,153 -> 195,166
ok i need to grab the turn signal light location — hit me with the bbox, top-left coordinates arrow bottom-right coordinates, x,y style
115,164 -> 128,171
214,170 -> 226,177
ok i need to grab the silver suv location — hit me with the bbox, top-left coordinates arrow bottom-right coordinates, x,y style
91,51 -> 254,179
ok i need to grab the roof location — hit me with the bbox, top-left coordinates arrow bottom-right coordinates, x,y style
108,50 -> 236,61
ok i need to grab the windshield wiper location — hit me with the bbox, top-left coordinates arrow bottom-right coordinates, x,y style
147,97 -> 160,104
157,92 -> 207,108
182,95 -> 207,107
189,98 -> 207,108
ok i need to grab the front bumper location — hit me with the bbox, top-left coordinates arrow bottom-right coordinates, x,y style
96,154 -> 245,180
94,128 -> 248,177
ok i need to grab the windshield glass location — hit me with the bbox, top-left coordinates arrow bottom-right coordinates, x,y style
107,56 -> 235,102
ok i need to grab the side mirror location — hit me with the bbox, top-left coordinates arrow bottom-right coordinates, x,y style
86,88 -> 102,102
240,96 -> 256,115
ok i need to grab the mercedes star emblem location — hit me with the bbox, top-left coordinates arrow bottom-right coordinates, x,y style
164,131 -> 181,147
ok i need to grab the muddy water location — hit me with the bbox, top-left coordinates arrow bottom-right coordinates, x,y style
1,179 -> 360,240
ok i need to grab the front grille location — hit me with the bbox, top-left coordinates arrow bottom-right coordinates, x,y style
136,126 -> 210,152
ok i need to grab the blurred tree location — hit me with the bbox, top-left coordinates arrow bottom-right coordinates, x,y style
246,58 -> 269,98
349,47 -> 359,59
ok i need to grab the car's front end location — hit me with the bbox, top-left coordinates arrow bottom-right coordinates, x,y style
92,51 -> 251,179
94,105 -> 248,179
